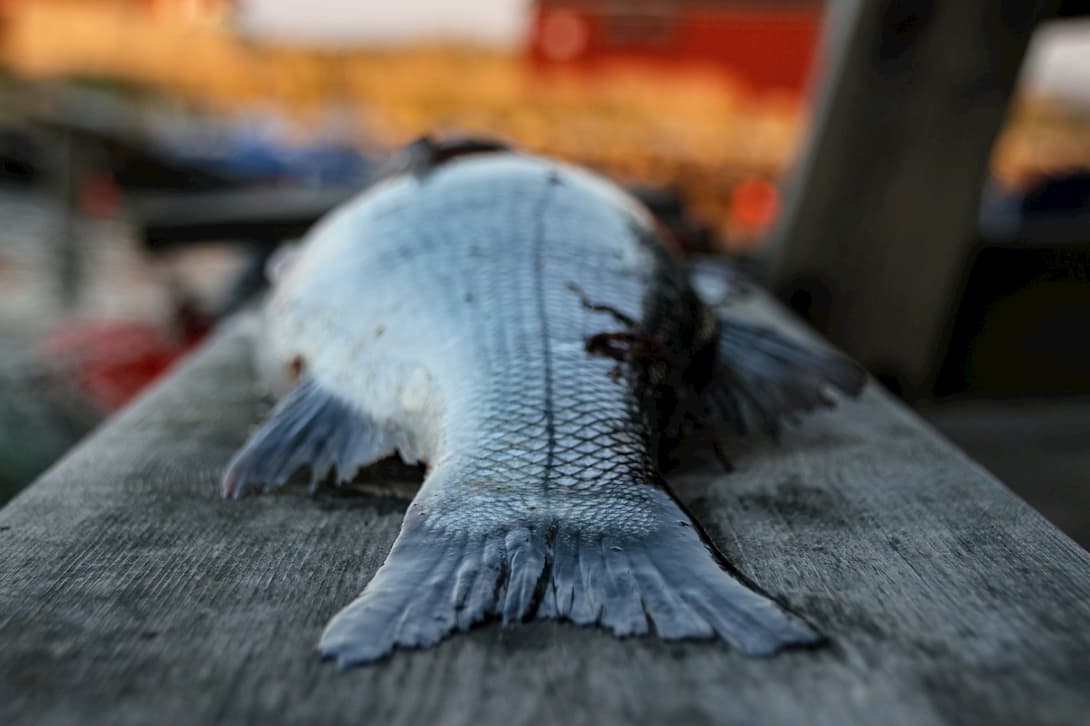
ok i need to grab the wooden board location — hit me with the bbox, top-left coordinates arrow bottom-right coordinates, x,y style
924,397 -> 1090,549
3,294 -> 1089,726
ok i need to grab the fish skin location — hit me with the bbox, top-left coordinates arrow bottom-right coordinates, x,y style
222,145 -> 863,667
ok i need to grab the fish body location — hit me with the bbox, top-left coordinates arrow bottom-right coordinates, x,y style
223,141 -> 864,667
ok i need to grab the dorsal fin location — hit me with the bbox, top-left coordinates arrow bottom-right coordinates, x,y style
396,134 -> 513,179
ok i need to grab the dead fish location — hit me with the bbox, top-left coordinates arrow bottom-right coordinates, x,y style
222,136 -> 865,668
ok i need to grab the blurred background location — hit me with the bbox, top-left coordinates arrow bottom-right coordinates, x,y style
0,1 -> 1087,544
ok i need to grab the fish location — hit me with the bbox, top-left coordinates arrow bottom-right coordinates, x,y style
221,136 -> 865,668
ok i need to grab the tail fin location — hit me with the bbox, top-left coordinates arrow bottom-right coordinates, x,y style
319,485 -> 820,668
705,316 -> 866,438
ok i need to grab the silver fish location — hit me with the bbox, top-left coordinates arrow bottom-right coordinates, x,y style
222,137 -> 864,668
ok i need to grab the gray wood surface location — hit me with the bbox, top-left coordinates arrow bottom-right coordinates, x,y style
924,398 -> 1090,550
3,296 -> 1090,726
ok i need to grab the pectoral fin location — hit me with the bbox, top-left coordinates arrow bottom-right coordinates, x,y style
705,316 -> 866,438
221,377 -> 419,499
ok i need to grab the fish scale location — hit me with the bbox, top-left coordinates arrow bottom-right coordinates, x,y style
439,174 -> 648,512
220,143 -> 865,667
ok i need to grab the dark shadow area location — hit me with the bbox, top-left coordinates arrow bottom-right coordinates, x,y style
937,245 -> 1090,396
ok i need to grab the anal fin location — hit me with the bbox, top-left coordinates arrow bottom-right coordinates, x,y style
221,377 -> 415,499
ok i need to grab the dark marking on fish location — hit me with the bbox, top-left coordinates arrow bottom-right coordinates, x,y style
287,355 -> 304,383
566,280 -> 639,328
531,177 -> 560,495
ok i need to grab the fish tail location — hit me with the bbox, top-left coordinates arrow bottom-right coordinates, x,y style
319,486 -> 821,668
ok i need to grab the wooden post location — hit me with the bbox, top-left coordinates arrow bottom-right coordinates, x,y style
766,0 -> 1062,396
53,130 -> 82,310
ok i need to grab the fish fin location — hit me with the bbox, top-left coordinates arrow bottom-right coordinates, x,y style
381,134 -> 514,180
221,377 -> 418,499
704,315 -> 866,438
319,485 -> 820,668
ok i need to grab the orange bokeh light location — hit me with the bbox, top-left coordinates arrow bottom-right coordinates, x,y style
729,177 -> 780,233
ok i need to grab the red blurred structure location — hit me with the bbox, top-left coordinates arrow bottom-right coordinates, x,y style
42,301 -> 211,413
527,0 -> 823,94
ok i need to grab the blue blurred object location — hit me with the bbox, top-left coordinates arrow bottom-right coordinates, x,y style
153,112 -> 375,188
979,169 -> 1090,243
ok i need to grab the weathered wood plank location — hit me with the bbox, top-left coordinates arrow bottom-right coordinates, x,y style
923,397 -> 1090,548
2,293 -> 1089,726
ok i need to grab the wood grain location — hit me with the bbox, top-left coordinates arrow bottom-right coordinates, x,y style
3,296 -> 1089,726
